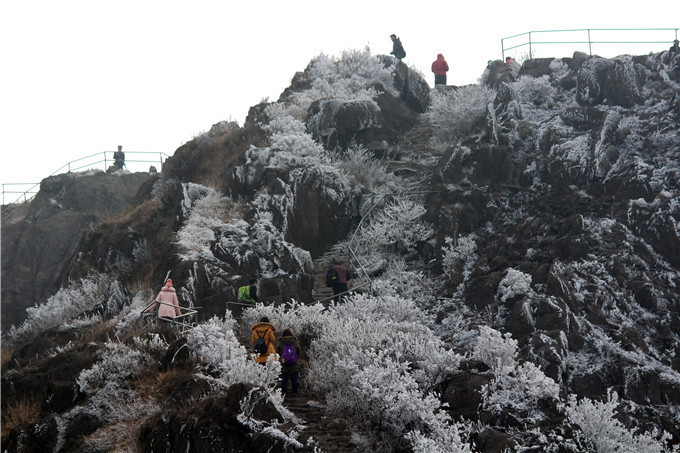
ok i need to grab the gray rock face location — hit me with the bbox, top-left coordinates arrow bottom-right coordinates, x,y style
1,171 -> 150,330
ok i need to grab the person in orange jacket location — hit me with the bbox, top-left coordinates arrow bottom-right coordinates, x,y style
431,54 -> 449,87
251,316 -> 277,364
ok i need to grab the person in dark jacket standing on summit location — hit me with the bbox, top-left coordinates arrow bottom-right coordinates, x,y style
431,54 -> 449,86
390,34 -> 406,61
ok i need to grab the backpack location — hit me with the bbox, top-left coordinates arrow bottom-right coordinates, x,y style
254,329 -> 269,355
238,285 -> 253,303
325,267 -> 338,287
281,342 -> 298,365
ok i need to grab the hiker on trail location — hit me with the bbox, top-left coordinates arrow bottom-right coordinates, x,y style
431,54 -> 449,87
251,316 -> 276,364
277,328 -> 301,397
390,34 -> 406,61
238,278 -> 259,304
144,278 -> 182,328
113,145 -> 125,170
328,260 -> 351,303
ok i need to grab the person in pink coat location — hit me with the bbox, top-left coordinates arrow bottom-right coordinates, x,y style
431,54 -> 449,87
145,278 -> 182,327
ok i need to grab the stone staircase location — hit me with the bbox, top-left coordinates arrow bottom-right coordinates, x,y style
283,395 -> 357,452
311,248 -> 350,303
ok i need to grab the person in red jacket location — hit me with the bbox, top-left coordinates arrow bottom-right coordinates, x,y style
431,54 -> 449,87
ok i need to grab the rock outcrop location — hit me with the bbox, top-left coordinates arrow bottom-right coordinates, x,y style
1,171 -> 151,330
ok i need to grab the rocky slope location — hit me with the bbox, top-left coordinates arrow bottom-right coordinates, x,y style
1,171 -> 151,330
2,48 -> 680,452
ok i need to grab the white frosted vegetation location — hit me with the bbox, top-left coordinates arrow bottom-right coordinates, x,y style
288,47 -> 399,111
6,273 -> 111,345
566,391 -> 674,453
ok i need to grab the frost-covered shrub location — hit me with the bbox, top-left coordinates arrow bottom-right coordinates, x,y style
105,280 -> 128,315
324,352 -> 468,450
368,259 -> 440,305
473,326 -> 559,420
188,316 -> 281,391
289,47 -> 398,112
5,273 -> 110,346
77,342 -> 152,394
304,293 -> 465,449
566,391 -> 673,453
131,238 -> 151,264
513,75 -> 556,106
240,300 -> 328,345
426,85 -> 495,141
335,145 -> 391,190
354,198 -> 433,259
237,387 -> 302,450
497,267 -> 534,302
176,184 -> 239,261
215,206 -> 313,278
441,234 -> 478,299
472,325 -> 519,375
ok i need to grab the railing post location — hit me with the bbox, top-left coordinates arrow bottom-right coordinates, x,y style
501,38 -> 505,61
588,29 -> 592,56
528,32 -> 532,59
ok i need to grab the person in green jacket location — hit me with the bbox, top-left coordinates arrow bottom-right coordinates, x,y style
276,328 -> 301,397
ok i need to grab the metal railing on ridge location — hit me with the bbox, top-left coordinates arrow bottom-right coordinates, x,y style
2,150 -> 170,205
501,28 -> 679,61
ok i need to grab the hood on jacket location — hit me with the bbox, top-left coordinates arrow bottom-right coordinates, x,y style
279,335 -> 296,343
437,54 -> 445,60
251,321 -> 276,332
161,286 -> 176,293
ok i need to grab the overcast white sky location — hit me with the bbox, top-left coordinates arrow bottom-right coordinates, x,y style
1,1 -> 677,198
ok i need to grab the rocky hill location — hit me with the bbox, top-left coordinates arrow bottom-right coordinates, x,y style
2,47 -> 680,452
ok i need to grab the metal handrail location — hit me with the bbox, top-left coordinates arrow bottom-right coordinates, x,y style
501,27 -> 679,60
140,300 -> 198,332
314,281 -> 373,306
2,151 -> 171,205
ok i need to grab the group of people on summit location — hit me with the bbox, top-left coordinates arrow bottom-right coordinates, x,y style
391,33 -> 450,87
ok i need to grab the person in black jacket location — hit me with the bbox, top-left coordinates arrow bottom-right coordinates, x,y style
276,329 -> 301,397
113,145 -> 125,170
670,39 -> 680,53
390,34 -> 406,61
